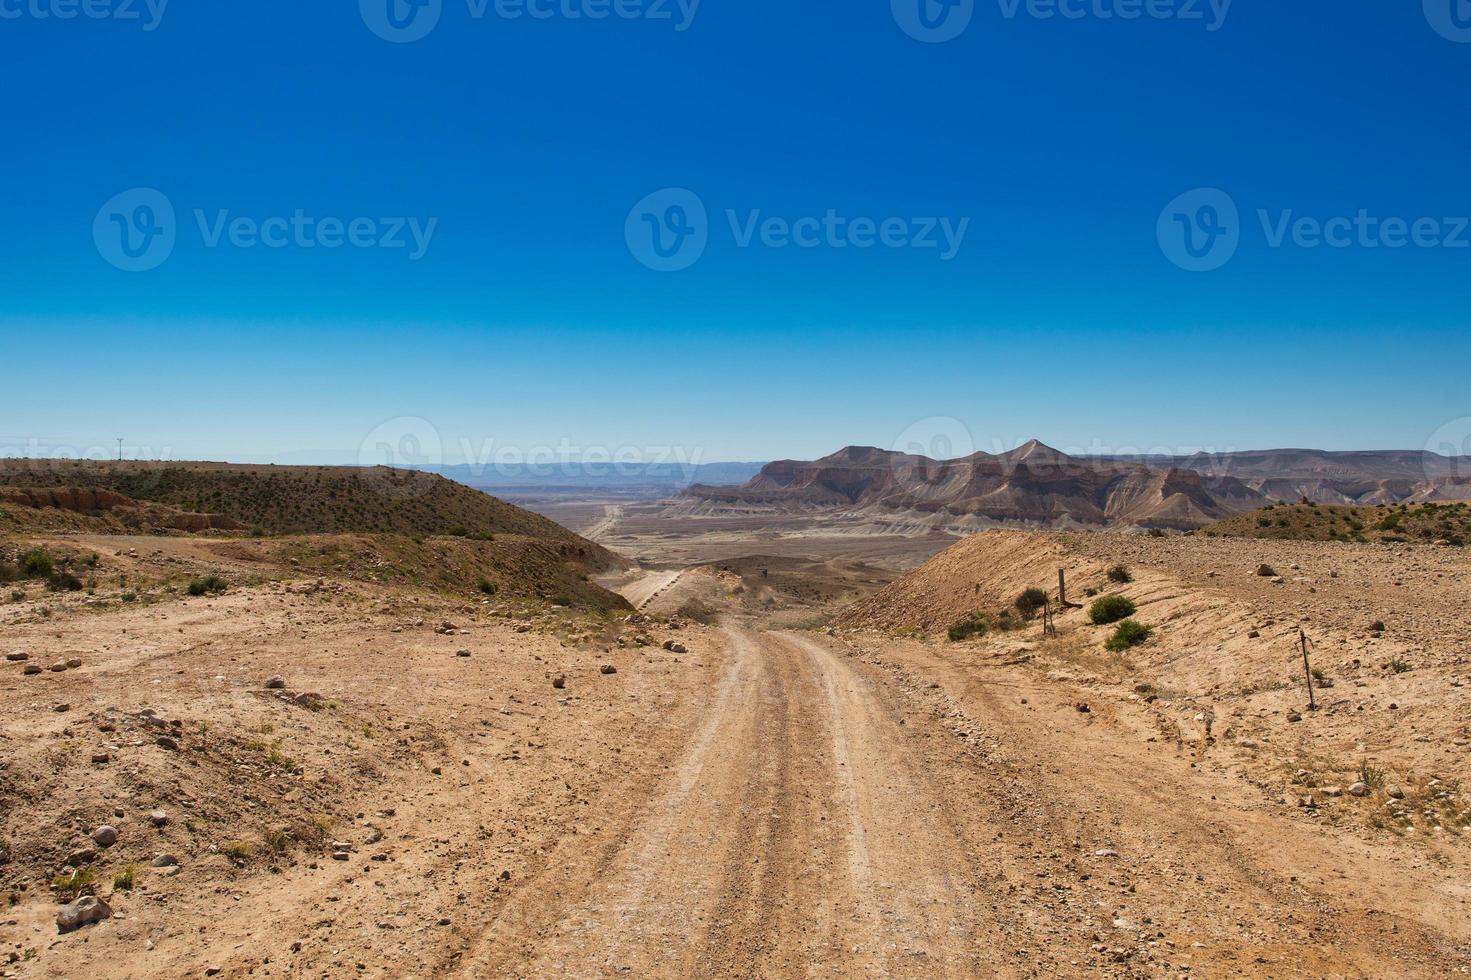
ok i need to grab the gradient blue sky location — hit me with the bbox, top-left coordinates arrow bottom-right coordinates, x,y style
2,1 -> 1468,464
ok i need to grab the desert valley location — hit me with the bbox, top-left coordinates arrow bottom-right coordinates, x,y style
0,447 -> 1467,978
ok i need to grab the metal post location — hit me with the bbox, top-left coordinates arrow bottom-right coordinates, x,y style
1301,629 -> 1316,711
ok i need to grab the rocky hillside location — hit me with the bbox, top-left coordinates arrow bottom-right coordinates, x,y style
683,441 -> 1265,529
0,460 -> 620,568
1199,500 -> 1471,546
1118,448 -> 1468,505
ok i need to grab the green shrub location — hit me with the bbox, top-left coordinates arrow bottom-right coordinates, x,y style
948,617 -> 988,642
20,549 -> 54,578
47,570 -> 84,592
1014,588 -> 1048,620
53,867 -> 96,900
112,862 -> 140,892
1104,620 -> 1152,651
1106,565 -> 1133,584
187,575 -> 228,597
477,578 -> 498,596
1088,595 -> 1136,625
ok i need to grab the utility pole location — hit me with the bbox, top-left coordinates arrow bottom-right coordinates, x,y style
1300,629 -> 1316,711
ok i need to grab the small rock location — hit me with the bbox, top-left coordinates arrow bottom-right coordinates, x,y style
551,675 -> 566,690
22,664 -> 42,675
66,658 -> 83,669
1094,849 -> 1120,858
91,752 -> 110,764
264,676 -> 286,690
599,664 -> 618,675
53,703 -> 71,713
156,735 -> 179,751
148,811 -> 169,827
1286,711 -> 1302,723
1076,703 -> 1090,713
331,850 -> 350,861
150,853 -> 179,868
49,661 -> 68,672
66,848 -> 98,866
1348,782 -> 1370,797
5,651 -> 28,662
56,895 -> 112,932
92,826 -> 119,848
1321,786 -> 1343,797
1255,564 -> 1277,577
1387,786 -> 1405,800
455,650 -> 472,658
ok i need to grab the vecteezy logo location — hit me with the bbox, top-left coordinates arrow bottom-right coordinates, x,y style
625,188 -> 708,272
94,188 -> 176,272
891,416 -> 976,463
360,0 -> 442,43
1425,417 -> 1471,480
892,0 -> 973,43
358,416 -> 444,498
1425,0 -> 1471,42
1157,188 -> 1239,272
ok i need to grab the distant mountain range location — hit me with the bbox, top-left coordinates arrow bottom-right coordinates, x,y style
442,460 -> 768,490
676,443 -> 1470,530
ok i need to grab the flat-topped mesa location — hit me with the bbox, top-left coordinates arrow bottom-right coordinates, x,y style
681,441 -> 1264,529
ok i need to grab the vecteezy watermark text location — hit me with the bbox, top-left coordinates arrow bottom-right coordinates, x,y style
625,188 -> 969,271
1158,187 -> 1471,272
891,0 -> 1229,42
94,188 -> 438,272
0,0 -> 168,30
359,0 -> 698,42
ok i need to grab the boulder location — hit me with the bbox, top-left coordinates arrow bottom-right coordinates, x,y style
56,895 -> 112,932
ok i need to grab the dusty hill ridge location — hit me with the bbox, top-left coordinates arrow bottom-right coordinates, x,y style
0,460 -> 620,568
683,442 -> 1265,529
0,486 -> 247,532
1200,499 -> 1471,545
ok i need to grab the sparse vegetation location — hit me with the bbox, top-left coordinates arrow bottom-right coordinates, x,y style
1106,564 -> 1132,584
948,616 -> 989,642
1104,619 -> 1152,651
223,841 -> 252,862
20,548 -> 54,578
1088,595 -> 1136,626
1014,587 -> 1048,621
1389,657 -> 1412,674
112,861 -> 140,892
53,866 -> 96,900
477,577 -> 499,596
187,575 -> 229,596
47,569 -> 83,592
1203,501 -> 1471,545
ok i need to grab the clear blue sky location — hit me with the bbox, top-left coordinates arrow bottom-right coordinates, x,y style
2,1 -> 1468,465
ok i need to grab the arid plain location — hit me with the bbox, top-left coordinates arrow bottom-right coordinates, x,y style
1,459 -> 1468,978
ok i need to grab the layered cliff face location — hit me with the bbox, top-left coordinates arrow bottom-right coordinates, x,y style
1120,449 -> 1466,505
682,441 -> 1267,529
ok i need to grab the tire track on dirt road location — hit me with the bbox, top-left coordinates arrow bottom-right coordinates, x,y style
477,626 -> 1019,978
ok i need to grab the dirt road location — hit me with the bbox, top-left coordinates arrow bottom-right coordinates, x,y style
470,624 -> 1470,978
7,541 -> 1469,978
617,568 -> 684,610
470,625 -> 1009,978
